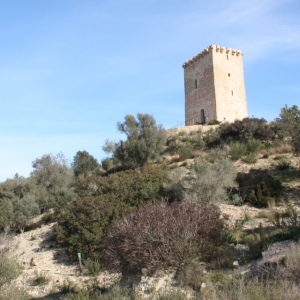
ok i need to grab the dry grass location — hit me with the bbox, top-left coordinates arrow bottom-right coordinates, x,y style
276,144 -> 293,154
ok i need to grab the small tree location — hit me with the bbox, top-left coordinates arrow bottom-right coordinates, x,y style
72,150 -> 100,177
31,153 -> 74,189
103,113 -> 167,168
12,195 -> 40,232
277,105 -> 300,155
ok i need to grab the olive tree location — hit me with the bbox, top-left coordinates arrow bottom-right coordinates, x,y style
168,158 -> 238,203
30,153 -> 74,189
103,113 -> 167,168
72,150 -> 100,177
278,105 -> 300,155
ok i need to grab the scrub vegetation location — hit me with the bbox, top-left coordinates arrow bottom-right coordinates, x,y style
1,107 -> 300,299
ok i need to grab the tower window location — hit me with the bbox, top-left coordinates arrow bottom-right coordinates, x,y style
195,79 -> 198,89
227,55 -> 228,60
228,73 -> 230,77
231,90 -> 233,96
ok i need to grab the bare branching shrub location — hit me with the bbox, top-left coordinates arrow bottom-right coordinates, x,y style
103,199 -> 227,273
283,243 -> 300,281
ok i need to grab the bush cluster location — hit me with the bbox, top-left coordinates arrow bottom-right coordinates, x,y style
55,166 -> 167,260
168,158 -> 238,203
102,199 -> 228,273
237,169 -> 283,208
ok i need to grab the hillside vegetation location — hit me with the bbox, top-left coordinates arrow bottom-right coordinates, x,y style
1,106 -> 300,299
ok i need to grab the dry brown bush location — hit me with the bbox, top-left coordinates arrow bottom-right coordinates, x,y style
102,199 -> 228,273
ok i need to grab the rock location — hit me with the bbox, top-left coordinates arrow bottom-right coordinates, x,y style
30,257 -> 37,266
233,261 -> 239,267
201,282 -> 206,289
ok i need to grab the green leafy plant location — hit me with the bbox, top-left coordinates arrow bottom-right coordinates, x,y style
84,259 -> 101,276
103,113 -> 167,169
276,156 -> 291,170
208,119 -> 220,125
243,152 -> 258,164
179,144 -> 193,160
229,142 -> 247,160
237,169 -> 283,207
72,150 -> 100,177
174,158 -> 238,203
55,166 -> 166,260
246,139 -> 262,153
277,105 -> 300,155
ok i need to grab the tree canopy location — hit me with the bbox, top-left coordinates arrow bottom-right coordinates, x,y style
72,150 -> 100,177
278,105 -> 300,155
103,113 -> 167,168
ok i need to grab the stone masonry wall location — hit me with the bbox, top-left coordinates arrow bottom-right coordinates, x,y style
183,48 -> 216,125
167,124 -> 219,137
213,45 -> 248,122
183,45 -> 248,125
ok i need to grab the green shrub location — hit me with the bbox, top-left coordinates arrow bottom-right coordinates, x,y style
84,259 -> 101,276
263,141 -> 274,149
12,195 -> 40,232
220,118 -> 275,143
168,140 -> 180,154
229,142 -> 247,160
178,131 -> 186,136
276,156 -> 291,170
193,133 -> 206,150
277,105 -> 300,155
179,144 -> 193,160
237,169 -> 283,208
172,158 -> 238,203
156,289 -> 188,300
101,157 -> 113,171
246,139 -> 262,153
0,199 -> 14,231
55,166 -> 167,260
0,256 -> 23,288
249,182 -> 281,208
203,128 -> 222,148
32,271 -> 50,286
102,199 -> 227,273
243,152 -> 258,164
208,119 -> 220,125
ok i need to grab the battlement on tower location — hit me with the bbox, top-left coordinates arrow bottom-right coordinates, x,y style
182,45 -> 243,68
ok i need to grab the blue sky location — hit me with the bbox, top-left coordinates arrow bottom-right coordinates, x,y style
1,0 -> 299,181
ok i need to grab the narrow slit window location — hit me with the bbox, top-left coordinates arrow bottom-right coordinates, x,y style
227,55 -> 228,60
231,90 -> 233,96
228,73 -> 230,77
195,79 -> 198,89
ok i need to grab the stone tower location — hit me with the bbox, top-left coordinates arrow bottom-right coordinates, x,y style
183,45 -> 248,125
